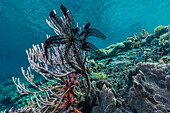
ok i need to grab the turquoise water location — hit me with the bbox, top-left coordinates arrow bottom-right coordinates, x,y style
0,0 -> 170,79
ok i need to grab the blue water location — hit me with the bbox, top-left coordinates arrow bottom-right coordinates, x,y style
0,0 -> 170,79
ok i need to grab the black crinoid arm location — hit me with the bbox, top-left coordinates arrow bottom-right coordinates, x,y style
44,5 -> 107,60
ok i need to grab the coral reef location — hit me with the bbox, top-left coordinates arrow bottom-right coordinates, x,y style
86,25 -> 170,112
90,29 -> 150,60
153,25 -> 166,36
1,6 -> 170,112
85,62 -> 170,113
2,107 -> 36,113
91,80 -> 121,113
159,31 -> 170,52
91,72 -> 107,80
126,62 -> 170,112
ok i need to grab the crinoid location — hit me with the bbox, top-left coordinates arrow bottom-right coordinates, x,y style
44,5 -> 106,98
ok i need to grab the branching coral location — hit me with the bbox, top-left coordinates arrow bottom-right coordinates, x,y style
12,44 -> 83,112
12,4 -> 106,113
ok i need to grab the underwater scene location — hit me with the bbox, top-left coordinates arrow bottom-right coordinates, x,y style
0,0 -> 170,113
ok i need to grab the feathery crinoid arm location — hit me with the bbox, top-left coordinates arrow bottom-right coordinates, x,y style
60,5 -> 72,28
44,35 -> 69,59
80,42 -> 107,58
78,22 -> 106,41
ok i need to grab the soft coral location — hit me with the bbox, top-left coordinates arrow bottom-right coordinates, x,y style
58,73 -> 81,113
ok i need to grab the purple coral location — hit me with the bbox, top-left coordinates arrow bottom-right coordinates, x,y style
126,62 -> 170,112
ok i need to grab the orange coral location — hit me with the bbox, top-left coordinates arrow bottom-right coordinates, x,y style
58,73 -> 82,113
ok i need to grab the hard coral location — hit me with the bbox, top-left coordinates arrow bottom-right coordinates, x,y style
4,107 -> 36,113
91,72 -> 107,80
127,62 -> 170,112
91,80 -> 121,113
159,31 -> 170,49
153,25 -> 166,36
159,31 -> 170,41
